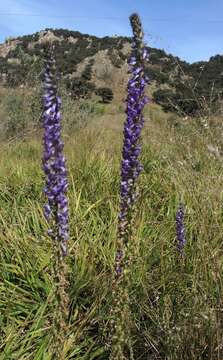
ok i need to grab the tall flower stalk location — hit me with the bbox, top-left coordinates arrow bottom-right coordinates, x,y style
42,54 -> 69,257
176,203 -> 186,256
115,13 -> 149,277
110,13 -> 149,360
42,49 -> 69,358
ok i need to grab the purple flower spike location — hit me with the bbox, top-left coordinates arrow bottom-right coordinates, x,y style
42,52 -> 69,257
176,203 -> 186,256
115,13 -> 149,277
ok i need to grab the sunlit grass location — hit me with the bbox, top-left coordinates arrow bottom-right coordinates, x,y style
1,105 -> 223,359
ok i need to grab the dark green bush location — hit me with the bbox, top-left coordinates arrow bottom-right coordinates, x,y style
66,78 -> 96,99
96,87 -> 113,103
5,95 -> 26,137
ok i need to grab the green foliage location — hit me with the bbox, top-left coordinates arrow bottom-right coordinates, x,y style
107,48 -> 125,68
53,87 -> 106,131
153,88 -> 200,115
1,27 -> 223,359
81,60 -> 94,81
1,29 -> 223,115
147,66 -> 169,84
5,95 -> 26,136
66,77 -> 96,99
96,87 -> 113,103
79,100 -> 106,116
6,64 -> 28,87
0,30 -> 130,89
1,115 -> 223,358
0,87 -> 42,139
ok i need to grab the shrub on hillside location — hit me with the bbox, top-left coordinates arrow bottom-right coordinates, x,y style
153,88 -> 199,115
81,60 -> 94,81
96,87 -> 113,103
5,95 -> 26,137
66,77 -> 96,99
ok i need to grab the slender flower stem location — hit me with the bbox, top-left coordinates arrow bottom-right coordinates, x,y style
109,13 -> 149,360
115,13 -> 149,278
176,203 -> 186,256
42,49 -> 69,358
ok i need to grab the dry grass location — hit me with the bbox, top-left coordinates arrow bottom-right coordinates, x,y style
1,92 -> 223,359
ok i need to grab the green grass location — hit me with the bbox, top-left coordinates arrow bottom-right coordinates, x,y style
1,105 -> 223,359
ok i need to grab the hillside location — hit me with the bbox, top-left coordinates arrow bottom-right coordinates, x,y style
1,23 -> 223,359
0,28 -> 223,115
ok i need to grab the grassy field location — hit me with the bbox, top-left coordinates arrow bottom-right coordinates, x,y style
1,99 -> 223,359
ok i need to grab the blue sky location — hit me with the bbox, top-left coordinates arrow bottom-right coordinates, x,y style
0,0 -> 223,63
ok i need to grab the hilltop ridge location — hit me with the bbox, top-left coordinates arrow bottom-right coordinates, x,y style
1,28 -> 223,115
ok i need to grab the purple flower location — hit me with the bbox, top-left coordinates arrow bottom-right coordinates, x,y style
115,13 -> 149,277
176,203 -> 186,256
42,53 -> 69,257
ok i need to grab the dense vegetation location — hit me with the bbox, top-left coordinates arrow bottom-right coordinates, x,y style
152,54 -> 223,116
0,29 -> 124,102
2,10 -> 223,358
1,101 -> 223,358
